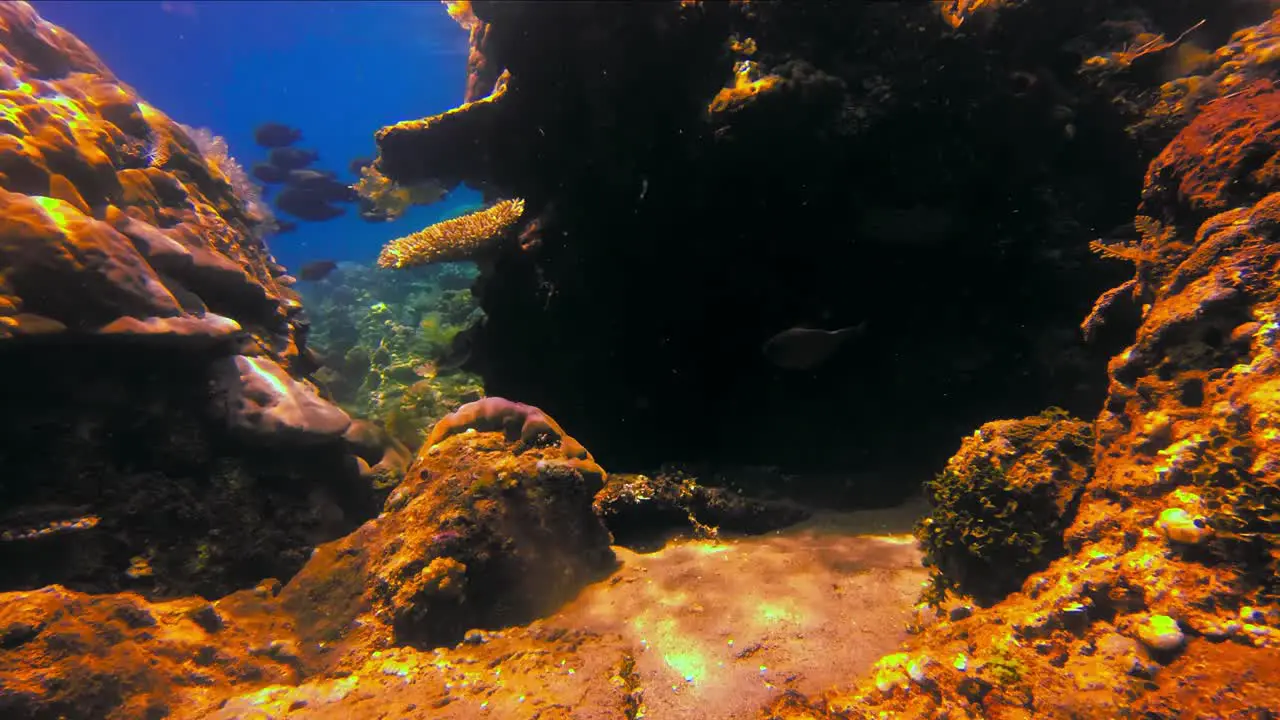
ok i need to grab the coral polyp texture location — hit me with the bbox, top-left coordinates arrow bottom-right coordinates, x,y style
916,410 -> 1094,606
425,395 -> 590,459
0,1 -> 390,602
376,197 -> 525,269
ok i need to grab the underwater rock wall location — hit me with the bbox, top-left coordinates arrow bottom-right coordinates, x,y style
0,399 -> 616,719
0,1 -> 387,599
766,10 -> 1280,719
368,0 -> 1271,500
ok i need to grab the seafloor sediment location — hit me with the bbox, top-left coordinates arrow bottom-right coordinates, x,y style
1,1 -> 1279,719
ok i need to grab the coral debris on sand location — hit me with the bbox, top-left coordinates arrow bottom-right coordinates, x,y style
0,399 -> 919,720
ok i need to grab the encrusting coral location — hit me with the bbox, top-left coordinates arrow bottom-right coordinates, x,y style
916,409 -> 1094,606
763,18 -> 1280,720
376,197 -> 526,269
425,396 -> 591,461
0,0 -> 390,600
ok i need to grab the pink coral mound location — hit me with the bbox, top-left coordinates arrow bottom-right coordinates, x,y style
426,397 -> 590,460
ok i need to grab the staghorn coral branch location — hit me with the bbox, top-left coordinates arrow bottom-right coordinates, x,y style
1089,238 -> 1155,264
377,198 -> 526,269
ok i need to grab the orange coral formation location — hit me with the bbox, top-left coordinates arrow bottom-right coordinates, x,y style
762,23 -> 1280,720
707,60 -> 783,118
0,583 -> 301,719
280,399 -> 613,655
0,2 -> 298,347
425,396 -> 591,459
1143,80 -> 1280,224
377,197 -> 526,269
937,0 -> 1005,30
351,162 -> 446,220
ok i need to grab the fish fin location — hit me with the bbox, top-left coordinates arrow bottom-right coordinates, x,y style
837,321 -> 868,337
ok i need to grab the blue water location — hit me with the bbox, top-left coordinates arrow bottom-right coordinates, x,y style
31,0 -> 482,272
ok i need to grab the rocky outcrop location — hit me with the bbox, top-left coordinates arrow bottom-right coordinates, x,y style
594,466 -> 811,549
0,1 -> 391,599
0,582 -> 300,720
765,11 -> 1280,719
278,398 -> 615,667
0,399 -> 620,719
365,0 -> 1272,495
916,410 -> 1094,606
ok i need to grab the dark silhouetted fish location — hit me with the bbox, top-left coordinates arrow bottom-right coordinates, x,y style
762,322 -> 866,370
254,122 -> 302,148
298,260 -> 339,282
437,324 -> 478,372
268,146 -> 319,171
287,168 -> 335,185
287,169 -> 357,203
252,162 -> 290,184
274,186 -> 345,222
274,219 -> 298,234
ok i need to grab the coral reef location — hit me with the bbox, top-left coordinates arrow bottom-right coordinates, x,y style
280,397 -> 614,659
4,3 -> 1280,720
916,409 -> 1094,606
762,10 -> 1280,719
0,1 -> 387,598
595,465 -> 811,550
357,0 -> 1268,492
0,401 -> 618,718
376,197 -> 526,269
0,583 -> 299,720
300,261 -> 486,449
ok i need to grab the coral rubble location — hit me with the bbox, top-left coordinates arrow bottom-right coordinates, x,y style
595,465 -> 811,549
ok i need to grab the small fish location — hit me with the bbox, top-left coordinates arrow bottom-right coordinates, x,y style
274,186 -> 345,222
763,322 -> 866,370
297,260 -> 339,282
287,169 -> 357,203
437,325 -> 478,372
268,146 -> 319,171
253,122 -> 302,149
251,162 -> 289,184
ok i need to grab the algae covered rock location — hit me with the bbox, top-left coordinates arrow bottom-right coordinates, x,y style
916,408 -> 1094,605
279,398 -> 615,661
594,466 -> 811,549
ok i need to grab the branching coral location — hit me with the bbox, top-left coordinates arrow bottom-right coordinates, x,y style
377,198 -> 526,269
443,0 -> 480,31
